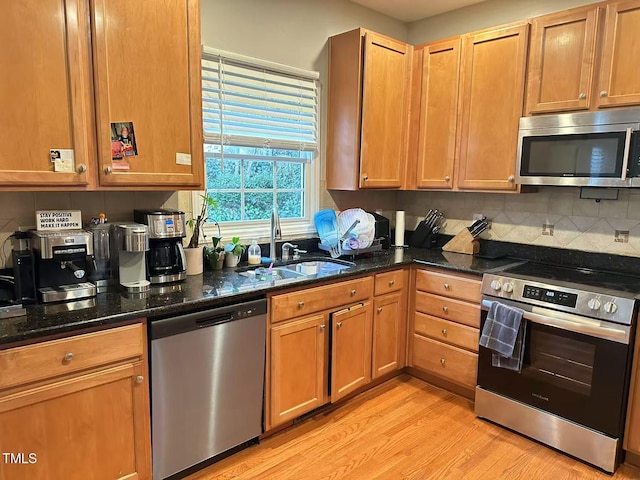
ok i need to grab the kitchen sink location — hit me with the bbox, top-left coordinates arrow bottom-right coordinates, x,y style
237,257 -> 355,283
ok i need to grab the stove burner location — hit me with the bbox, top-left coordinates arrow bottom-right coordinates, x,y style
504,263 -> 640,295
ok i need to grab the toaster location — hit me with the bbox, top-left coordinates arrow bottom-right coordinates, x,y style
367,212 -> 391,249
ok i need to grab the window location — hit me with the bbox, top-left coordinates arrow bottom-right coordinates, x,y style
198,48 -> 320,240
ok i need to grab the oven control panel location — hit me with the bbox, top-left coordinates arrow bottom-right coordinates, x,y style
523,285 -> 578,308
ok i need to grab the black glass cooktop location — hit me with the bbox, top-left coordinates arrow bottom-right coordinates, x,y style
504,262 -> 640,295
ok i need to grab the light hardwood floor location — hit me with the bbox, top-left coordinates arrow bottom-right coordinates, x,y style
188,375 -> 640,480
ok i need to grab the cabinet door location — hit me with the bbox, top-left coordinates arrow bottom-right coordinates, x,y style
0,362 -> 151,480
331,303 -> 372,402
597,1 -> 640,108
624,315 -> 640,454
359,33 -> 411,189
270,314 -> 327,427
372,292 -> 405,379
456,24 -> 529,191
0,0 -> 93,187
416,39 -> 461,189
91,0 -> 203,188
526,7 -> 599,114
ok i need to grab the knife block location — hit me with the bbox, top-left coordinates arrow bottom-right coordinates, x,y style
442,229 -> 479,255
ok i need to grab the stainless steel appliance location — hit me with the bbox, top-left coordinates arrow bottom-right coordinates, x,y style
476,263 -> 638,473
133,209 -> 187,284
87,223 -> 113,291
368,211 -> 391,249
150,299 -> 266,480
110,223 -> 150,293
30,230 -> 96,303
516,108 -> 640,187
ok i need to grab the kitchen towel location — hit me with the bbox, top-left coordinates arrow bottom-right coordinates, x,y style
394,211 -> 405,247
480,302 -> 526,372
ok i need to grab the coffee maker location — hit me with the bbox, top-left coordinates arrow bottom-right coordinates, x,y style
30,230 -> 97,303
133,209 -> 186,284
110,223 -> 150,293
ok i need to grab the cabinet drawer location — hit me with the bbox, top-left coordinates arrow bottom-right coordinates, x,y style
0,323 -> 144,390
374,269 -> 405,296
414,312 -> 479,352
413,334 -> 478,389
271,276 -> 373,323
415,269 -> 481,303
415,291 -> 480,328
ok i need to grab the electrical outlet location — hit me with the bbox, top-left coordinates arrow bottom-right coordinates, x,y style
615,230 -> 629,243
542,224 -> 554,236
472,213 -> 484,221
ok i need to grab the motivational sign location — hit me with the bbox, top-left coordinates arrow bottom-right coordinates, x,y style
36,211 -> 82,231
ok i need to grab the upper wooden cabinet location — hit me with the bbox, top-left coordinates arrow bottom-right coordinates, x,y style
327,29 -> 412,190
93,0 -> 203,188
0,0 -> 94,187
598,0 -> 640,108
526,6 -> 600,114
414,39 -> 461,190
0,0 -> 203,190
456,23 -> 529,191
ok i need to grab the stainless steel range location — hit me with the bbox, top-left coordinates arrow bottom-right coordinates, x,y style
476,263 -> 639,473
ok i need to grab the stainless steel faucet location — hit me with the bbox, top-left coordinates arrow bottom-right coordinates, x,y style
269,207 -> 281,262
281,242 -> 307,261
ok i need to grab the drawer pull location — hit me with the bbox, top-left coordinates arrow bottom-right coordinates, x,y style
337,322 -> 343,328
298,301 -> 305,308
441,328 -> 447,337
136,375 -> 144,384
388,280 -> 395,287
63,352 -> 74,363
442,306 -> 449,313
377,307 -> 383,313
320,324 -> 326,330
440,358 -> 446,366
444,283 -> 450,290
350,289 -> 356,296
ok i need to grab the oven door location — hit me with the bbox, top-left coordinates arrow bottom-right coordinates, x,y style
477,297 -> 634,438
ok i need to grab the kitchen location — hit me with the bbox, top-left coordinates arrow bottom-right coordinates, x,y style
3,0 -> 640,478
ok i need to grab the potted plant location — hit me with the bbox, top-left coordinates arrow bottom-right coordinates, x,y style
185,192 -> 218,275
204,235 -> 225,270
224,236 -> 247,268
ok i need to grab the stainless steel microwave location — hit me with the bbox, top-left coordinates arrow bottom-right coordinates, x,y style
516,109 -> 640,187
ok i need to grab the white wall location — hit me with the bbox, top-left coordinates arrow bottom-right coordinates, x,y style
408,0 -> 603,44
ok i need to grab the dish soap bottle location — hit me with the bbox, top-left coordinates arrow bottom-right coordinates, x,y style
248,239 -> 261,265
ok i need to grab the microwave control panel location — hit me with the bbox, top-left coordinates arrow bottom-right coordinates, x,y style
523,285 -> 578,308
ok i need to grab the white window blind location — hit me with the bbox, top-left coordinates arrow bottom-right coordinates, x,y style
201,48 -> 319,153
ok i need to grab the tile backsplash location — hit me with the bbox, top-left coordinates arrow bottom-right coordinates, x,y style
398,187 -> 640,258
0,191 -> 179,268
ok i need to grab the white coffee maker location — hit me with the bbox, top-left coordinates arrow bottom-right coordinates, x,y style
111,223 -> 150,293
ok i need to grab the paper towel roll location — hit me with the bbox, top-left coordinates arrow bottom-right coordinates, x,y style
395,211 -> 405,247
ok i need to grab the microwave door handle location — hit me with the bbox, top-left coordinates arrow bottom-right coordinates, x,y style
622,127 -> 633,180
481,299 -> 630,344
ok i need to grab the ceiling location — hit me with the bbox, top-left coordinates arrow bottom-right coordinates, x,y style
350,0 -> 488,22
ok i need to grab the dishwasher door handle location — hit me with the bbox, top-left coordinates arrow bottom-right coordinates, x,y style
196,314 -> 234,328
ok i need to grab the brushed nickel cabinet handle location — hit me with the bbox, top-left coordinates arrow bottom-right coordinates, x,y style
444,283 -> 450,290
442,306 -> 448,313
600,91 -> 608,97
440,358 -> 446,366
350,289 -> 356,296
337,322 -> 343,328
377,307 -> 383,313
104,166 -> 112,174
136,375 -> 144,384
508,175 -> 515,183
77,164 -> 87,173
445,176 -> 451,182
362,174 -> 368,181
579,93 -> 587,100
298,301 -> 305,308
441,328 -> 447,337
63,352 -> 74,363
388,280 -> 395,287
320,324 -> 325,330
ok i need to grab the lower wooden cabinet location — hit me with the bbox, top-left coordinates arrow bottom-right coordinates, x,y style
373,291 -> 406,379
413,334 -> 478,389
0,323 -> 151,480
270,314 -> 328,427
332,303 -> 373,402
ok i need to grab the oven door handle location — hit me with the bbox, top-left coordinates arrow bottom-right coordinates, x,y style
481,299 -> 631,344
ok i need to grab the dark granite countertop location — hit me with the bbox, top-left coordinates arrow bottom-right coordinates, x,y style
0,248 -> 521,348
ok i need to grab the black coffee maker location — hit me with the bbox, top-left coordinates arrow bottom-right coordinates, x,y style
133,209 -> 187,284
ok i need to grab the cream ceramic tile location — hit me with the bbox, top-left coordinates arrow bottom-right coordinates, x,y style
504,193 -> 532,212
603,240 -> 639,257
605,218 -> 639,232
598,190 -> 629,219
547,189 -> 575,216
487,213 -> 515,239
550,217 -> 581,246
569,216 -> 599,232
134,192 -> 174,210
532,234 -> 560,248
627,194 -> 640,220
484,193 -> 505,211
34,192 -> 71,211
0,192 -> 35,219
584,219 -> 615,249
564,235 -> 599,254
503,222 -> 541,244
626,224 -> 640,252
462,193 -> 486,210
69,192 -> 106,221
163,192 -> 180,210
178,191 -> 192,215
504,211 -> 530,224
572,197 -> 600,217
104,191 -> 136,221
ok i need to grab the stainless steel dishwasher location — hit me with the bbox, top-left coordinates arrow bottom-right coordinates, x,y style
150,298 -> 266,480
